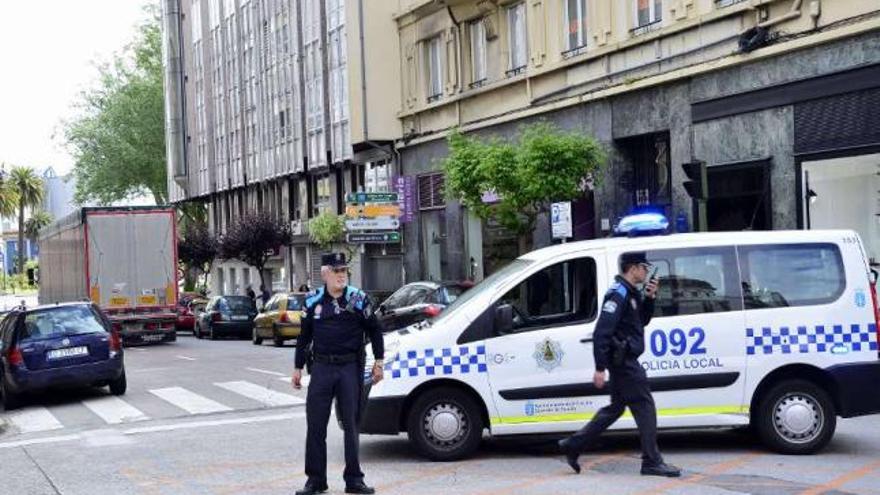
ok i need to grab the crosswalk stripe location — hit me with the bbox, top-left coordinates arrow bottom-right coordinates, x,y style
215,381 -> 305,407
149,387 -> 232,415
7,407 -> 64,433
82,396 -> 150,424
246,367 -> 287,377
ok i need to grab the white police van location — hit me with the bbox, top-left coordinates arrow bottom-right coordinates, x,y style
361,221 -> 880,461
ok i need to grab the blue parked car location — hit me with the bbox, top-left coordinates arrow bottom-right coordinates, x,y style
0,302 -> 126,410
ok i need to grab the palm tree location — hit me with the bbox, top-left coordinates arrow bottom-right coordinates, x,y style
25,210 -> 53,241
9,167 -> 45,274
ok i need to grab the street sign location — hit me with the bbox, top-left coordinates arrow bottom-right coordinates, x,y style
395,176 -> 416,223
551,201 -> 572,239
345,203 -> 401,218
345,218 -> 400,231
346,192 -> 398,204
346,232 -> 401,244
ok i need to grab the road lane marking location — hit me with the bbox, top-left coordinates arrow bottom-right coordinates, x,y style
799,460 -> 880,495
0,434 -> 81,450
176,355 -> 197,361
150,387 -> 232,415
7,407 -> 64,433
215,380 -> 305,407
245,367 -> 287,377
122,411 -> 305,434
0,411 -> 306,450
82,396 -> 150,424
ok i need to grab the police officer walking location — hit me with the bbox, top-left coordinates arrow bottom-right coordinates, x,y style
558,252 -> 681,478
293,253 -> 385,495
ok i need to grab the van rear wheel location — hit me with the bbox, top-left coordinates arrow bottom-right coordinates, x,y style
406,387 -> 483,461
755,379 -> 835,454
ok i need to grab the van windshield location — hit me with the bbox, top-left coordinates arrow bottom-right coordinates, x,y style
427,259 -> 533,327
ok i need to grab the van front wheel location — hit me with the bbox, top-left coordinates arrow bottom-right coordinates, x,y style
755,379 -> 835,455
406,387 -> 483,461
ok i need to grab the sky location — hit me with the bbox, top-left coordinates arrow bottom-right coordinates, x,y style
0,0 -> 149,176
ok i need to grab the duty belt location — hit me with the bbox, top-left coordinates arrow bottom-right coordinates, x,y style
313,352 -> 359,364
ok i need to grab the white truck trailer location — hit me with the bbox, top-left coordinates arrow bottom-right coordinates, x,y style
39,206 -> 179,344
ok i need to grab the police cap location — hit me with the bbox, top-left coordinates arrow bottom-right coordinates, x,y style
321,252 -> 348,268
620,251 -> 650,270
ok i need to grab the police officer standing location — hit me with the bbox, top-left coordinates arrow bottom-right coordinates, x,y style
292,253 -> 385,495
558,252 -> 681,478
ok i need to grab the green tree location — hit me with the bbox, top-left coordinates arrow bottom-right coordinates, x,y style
178,222 -> 217,292
443,122 -> 606,253
25,210 -> 53,241
9,167 -> 46,274
62,5 -> 167,205
0,165 -> 20,218
308,211 -> 357,264
219,213 -> 293,289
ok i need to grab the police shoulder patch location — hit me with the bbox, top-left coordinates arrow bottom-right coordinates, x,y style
602,300 -> 618,313
305,287 -> 324,309
607,282 -> 628,299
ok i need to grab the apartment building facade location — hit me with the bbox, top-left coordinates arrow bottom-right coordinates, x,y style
394,0 -> 880,283
162,0 -> 402,295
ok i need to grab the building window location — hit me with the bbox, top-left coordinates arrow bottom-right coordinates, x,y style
365,160 -> 390,193
507,2 -> 527,75
426,36 -> 443,102
564,0 -> 588,53
634,0 -> 661,28
469,19 -> 487,88
418,173 -> 446,210
313,175 -> 331,213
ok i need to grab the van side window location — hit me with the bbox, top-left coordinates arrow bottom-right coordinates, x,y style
496,257 -> 598,334
739,243 -> 845,309
638,247 -> 742,317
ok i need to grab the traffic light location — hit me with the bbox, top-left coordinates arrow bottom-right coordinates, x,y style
681,161 -> 707,200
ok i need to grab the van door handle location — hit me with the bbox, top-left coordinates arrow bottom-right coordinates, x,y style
579,336 -> 593,344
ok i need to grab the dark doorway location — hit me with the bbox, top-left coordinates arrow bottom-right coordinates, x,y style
616,132 -> 672,209
706,159 -> 771,231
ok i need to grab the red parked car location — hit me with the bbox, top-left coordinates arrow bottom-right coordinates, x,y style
176,294 -> 207,332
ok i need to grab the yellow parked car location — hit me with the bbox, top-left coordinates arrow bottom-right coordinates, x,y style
252,292 -> 307,347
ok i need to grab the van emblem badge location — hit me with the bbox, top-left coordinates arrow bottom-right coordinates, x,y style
533,338 -> 564,372
62,338 -> 70,346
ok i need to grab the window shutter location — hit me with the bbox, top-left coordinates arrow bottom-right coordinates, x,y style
418,173 -> 446,210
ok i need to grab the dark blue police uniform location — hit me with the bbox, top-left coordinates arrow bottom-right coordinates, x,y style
295,257 -> 384,495
559,252 -> 680,477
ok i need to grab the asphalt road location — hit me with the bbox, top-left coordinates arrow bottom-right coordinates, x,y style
1,332 -> 879,495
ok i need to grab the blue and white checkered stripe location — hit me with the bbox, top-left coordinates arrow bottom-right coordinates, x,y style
387,345 -> 488,379
746,324 -> 878,355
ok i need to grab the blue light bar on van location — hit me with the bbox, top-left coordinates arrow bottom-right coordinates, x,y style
614,212 -> 670,236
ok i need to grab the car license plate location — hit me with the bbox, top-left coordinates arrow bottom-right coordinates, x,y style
142,334 -> 165,342
47,346 -> 89,360
231,315 -> 249,321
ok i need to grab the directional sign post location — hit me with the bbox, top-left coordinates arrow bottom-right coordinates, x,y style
346,192 -> 398,204
345,217 -> 400,231
346,232 -> 401,244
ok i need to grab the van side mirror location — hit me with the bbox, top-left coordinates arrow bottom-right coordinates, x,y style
871,268 -> 878,285
495,304 -> 514,335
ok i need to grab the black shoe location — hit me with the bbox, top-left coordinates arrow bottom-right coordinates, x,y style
295,482 -> 329,495
558,439 -> 581,474
641,463 -> 681,477
345,482 -> 376,494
